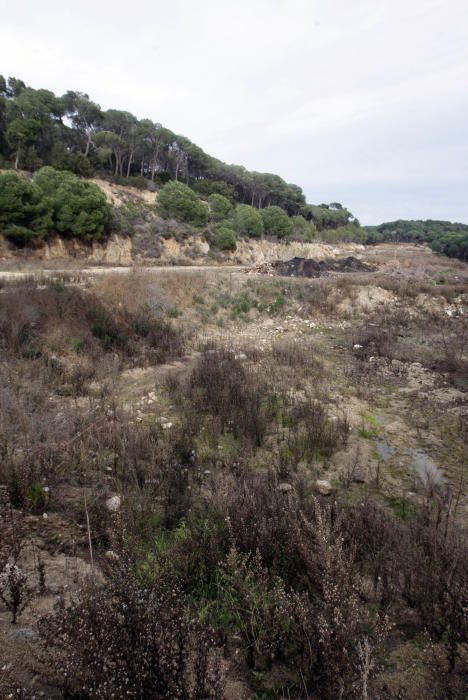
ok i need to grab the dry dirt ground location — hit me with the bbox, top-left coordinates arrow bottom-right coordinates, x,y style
0,243 -> 467,698
112,245 -> 467,514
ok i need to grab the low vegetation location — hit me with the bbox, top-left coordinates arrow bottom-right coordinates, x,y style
0,247 -> 467,698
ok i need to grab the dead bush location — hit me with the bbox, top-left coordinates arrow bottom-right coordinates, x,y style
39,552 -> 223,699
0,504 -> 32,624
401,519 -> 468,673
281,393 -> 349,462
0,282 -> 186,403
168,347 -> 275,447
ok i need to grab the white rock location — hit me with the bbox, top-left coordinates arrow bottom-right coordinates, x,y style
278,482 -> 293,493
162,422 -> 173,429
353,344 -> 363,349
106,495 -> 121,513
105,550 -> 120,561
316,479 -> 333,496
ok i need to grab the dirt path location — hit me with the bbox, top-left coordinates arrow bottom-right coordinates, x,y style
0,265 -> 247,280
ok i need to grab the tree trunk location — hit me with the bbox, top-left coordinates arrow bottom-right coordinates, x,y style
14,150 -> 20,170
126,153 -> 133,178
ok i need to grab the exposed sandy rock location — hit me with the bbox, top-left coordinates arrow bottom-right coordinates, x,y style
234,238 -> 365,264
90,235 -> 133,265
91,177 -> 156,206
23,234 -> 134,265
161,237 -> 182,259
153,235 -> 210,264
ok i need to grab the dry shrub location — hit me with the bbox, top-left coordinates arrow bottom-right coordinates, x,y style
93,270 -> 169,314
0,503 -> 33,624
270,337 -> 327,391
282,392 -> 349,463
168,347 -> 275,447
401,520 -> 468,673
0,281 -> 185,395
39,552 -> 223,699
216,479 -> 388,697
157,269 -> 211,309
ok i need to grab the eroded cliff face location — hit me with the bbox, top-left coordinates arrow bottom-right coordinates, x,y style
0,234 -> 134,266
0,177 -> 365,268
0,230 -> 366,268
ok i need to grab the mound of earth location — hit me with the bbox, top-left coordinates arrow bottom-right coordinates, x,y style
253,255 -> 375,277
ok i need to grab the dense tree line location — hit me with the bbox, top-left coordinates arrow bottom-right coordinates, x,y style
0,75 -> 357,231
0,168 -> 110,243
365,220 -> 468,261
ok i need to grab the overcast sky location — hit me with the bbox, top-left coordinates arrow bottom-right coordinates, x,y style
1,0 -> 467,224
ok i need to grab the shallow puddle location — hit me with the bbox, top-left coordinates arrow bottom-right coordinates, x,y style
408,448 -> 444,485
374,438 -> 394,462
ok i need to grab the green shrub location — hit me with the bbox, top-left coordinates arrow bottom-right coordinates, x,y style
33,166 -> 111,240
70,338 -> 85,353
191,179 -> 238,203
3,224 -> 38,244
27,482 -> 47,512
157,180 -> 208,227
51,145 -> 94,177
208,193 -> 233,222
290,214 -> 316,241
215,547 -> 307,668
213,224 -> 236,251
260,205 -> 292,238
233,204 -> 264,238
0,171 -> 53,242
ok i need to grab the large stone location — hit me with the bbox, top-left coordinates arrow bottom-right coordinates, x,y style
105,495 -> 121,513
316,479 -> 333,496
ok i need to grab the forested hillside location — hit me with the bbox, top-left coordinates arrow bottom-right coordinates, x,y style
2,76 -> 467,261
0,75 -> 357,233
365,220 -> 468,261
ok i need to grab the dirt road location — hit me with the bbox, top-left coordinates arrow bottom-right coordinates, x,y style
0,265 -> 247,280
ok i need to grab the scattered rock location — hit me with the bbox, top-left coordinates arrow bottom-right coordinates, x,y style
105,495 -> 121,513
11,627 -> 38,643
105,550 -> 120,562
316,479 -> 333,495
